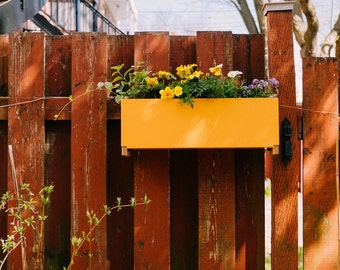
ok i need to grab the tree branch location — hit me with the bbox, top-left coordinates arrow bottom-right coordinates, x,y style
297,0 -> 319,56
292,1 -> 306,50
224,0 -> 259,34
321,13 -> 340,56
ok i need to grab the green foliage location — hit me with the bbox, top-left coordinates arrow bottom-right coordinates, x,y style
0,183 -> 54,270
0,182 -> 151,270
65,195 -> 151,270
97,62 -> 279,107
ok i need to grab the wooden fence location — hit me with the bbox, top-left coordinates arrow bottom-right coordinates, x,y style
0,4 -> 339,270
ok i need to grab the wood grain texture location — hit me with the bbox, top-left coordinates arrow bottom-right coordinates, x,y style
44,121 -> 71,268
303,58 -> 338,269
266,8 -> 299,270
134,150 -> 170,270
234,34 -> 265,270
198,149 -> 236,269
133,32 -> 171,269
169,35 -> 198,270
107,120 -> 134,270
7,32 -> 45,269
170,150 -> 198,269
45,36 -> 71,96
197,31 -> 233,74
70,32 -> 107,270
235,149 -> 265,270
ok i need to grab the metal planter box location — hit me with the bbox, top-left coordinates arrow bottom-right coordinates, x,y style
121,98 -> 279,153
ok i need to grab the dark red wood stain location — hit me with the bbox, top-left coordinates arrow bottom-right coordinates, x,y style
198,149 -> 236,269
70,33 -> 107,270
303,58 -> 338,269
266,8 -> 299,270
7,32 -> 45,269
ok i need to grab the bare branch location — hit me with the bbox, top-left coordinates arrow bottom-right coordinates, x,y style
292,1 -> 306,50
221,0 -> 259,34
297,0 -> 319,56
229,0 -> 241,12
321,13 -> 340,56
235,0 -> 259,34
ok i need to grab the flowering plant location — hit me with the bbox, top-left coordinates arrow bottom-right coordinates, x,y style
97,62 -> 279,107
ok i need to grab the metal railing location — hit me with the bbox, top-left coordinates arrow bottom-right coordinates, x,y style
80,0 -> 125,35
40,0 -> 125,35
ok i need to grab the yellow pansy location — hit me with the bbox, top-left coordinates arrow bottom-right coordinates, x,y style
173,86 -> 183,97
146,77 -> 159,87
176,65 -> 187,78
157,71 -> 172,80
159,87 -> 175,99
176,64 -> 197,79
209,64 -> 223,76
188,70 -> 203,80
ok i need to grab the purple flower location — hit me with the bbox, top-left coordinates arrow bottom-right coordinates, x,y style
268,78 -> 279,89
244,77 -> 280,97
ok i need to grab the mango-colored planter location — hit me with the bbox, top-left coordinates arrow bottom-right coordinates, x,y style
121,98 -> 279,153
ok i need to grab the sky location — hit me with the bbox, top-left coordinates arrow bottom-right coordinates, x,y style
133,0 -> 252,35
131,0 -> 340,39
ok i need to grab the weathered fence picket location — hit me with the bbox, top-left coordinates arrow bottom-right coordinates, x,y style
303,58 -> 339,269
0,4 -> 338,269
70,32 -> 108,269
7,32 -> 46,269
45,35 -> 72,267
233,33 -> 266,270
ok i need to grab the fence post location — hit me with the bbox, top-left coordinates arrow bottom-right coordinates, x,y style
264,2 -> 299,269
302,58 -> 339,269
7,32 -> 46,269
196,31 -> 236,269
133,32 -> 171,269
70,32 -> 108,269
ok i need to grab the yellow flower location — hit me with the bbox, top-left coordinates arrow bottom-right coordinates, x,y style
159,87 -> 175,99
146,77 -> 159,87
173,86 -> 183,97
187,64 -> 197,69
176,65 -> 187,78
188,70 -> 203,80
176,64 -> 197,79
209,64 -> 223,76
157,71 -> 171,80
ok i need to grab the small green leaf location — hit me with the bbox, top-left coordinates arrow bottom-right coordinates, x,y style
104,82 -> 113,90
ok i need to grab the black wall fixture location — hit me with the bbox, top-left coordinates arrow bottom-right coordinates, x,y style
281,117 -> 292,164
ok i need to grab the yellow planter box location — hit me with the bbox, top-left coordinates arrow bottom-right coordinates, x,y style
121,98 -> 279,152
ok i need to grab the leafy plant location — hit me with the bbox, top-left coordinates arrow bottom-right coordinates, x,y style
65,195 -> 151,270
1,183 -> 151,270
97,62 -> 279,107
0,183 -> 54,270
